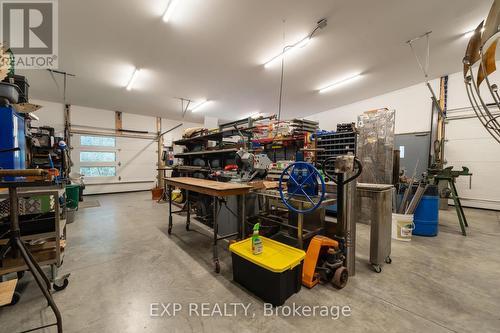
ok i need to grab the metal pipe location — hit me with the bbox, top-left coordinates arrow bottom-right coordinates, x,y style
0,169 -> 48,177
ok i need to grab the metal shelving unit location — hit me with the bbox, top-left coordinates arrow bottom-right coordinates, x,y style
316,131 -> 357,174
0,187 -> 67,279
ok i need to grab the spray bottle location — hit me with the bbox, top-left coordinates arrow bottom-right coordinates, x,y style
252,223 -> 263,255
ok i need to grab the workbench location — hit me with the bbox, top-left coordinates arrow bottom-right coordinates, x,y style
252,190 -> 337,249
164,177 -> 252,273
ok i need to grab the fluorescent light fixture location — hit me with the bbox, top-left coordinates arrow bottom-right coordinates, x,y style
163,0 -> 179,23
263,36 -> 311,68
126,68 -> 141,91
318,73 -> 362,94
191,100 -> 212,113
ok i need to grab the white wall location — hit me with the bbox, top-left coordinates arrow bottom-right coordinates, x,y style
306,64 -> 500,210
306,79 -> 440,134
307,61 -> 500,134
30,99 -> 202,194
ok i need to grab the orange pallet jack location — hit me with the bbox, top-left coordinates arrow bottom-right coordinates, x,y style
302,235 -> 348,289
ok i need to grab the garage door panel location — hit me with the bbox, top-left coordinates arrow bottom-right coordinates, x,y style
446,121 -> 490,139
445,110 -> 500,210
71,134 -> 156,194
116,137 -> 156,149
446,138 -> 500,163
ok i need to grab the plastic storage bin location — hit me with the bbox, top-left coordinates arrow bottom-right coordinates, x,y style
229,237 -> 306,306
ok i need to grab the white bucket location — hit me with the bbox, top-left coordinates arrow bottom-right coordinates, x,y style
392,214 -> 415,242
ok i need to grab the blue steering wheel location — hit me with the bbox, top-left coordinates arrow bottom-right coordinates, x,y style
278,162 -> 326,214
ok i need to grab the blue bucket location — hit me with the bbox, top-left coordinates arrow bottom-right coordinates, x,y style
413,195 -> 439,237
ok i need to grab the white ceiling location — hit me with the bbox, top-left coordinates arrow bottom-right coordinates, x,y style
20,0 -> 493,123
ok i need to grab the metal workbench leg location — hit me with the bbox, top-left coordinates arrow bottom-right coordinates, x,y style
450,181 -> 468,236
8,187 -> 62,333
24,243 -> 51,292
16,238 -> 63,333
240,194 -> 246,239
297,203 -> 304,249
451,181 -> 469,228
186,190 -> 191,231
213,196 -> 220,273
168,185 -> 173,235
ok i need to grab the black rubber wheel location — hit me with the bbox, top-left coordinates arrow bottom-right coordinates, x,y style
372,265 -> 382,273
332,267 -> 349,289
53,278 -> 69,292
186,224 -> 190,231
16,271 -> 25,280
9,291 -> 21,306
385,256 -> 392,264
168,226 -> 172,235
214,261 -> 221,274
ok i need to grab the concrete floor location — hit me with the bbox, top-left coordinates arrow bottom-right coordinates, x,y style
1,192 -> 500,333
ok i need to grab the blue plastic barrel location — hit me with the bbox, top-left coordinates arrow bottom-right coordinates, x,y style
413,195 -> 440,236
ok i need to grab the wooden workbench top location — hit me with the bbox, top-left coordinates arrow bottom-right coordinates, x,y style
165,177 -> 252,197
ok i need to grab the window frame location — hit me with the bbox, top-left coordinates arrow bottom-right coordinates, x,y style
79,135 -> 116,148
73,134 -> 119,181
79,151 -> 117,163
79,166 -> 117,177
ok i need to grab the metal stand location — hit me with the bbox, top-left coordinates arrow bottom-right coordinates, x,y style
167,185 -> 244,273
356,184 -> 393,273
428,167 -> 471,236
1,186 -> 63,333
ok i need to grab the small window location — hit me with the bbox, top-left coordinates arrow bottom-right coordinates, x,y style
80,167 -> 116,177
80,136 -> 116,147
80,151 -> 116,162
399,146 -> 405,159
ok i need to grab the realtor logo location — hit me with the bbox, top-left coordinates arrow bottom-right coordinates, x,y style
0,0 -> 58,69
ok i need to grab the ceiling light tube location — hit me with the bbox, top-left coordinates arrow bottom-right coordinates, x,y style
319,74 -> 362,94
191,100 -> 211,113
163,0 -> 180,23
126,68 -> 141,91
263,36 -> 311,68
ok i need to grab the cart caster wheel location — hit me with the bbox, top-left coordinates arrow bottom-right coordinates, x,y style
8,291 -> 20,306
385,256 -> 392,264
186,224 -> 190,231
332,267 -> 348,289
214,261 -> 220,274
53,278 -> 69,292
372,265 -> 382,273
16,271 -> 25,280
168,226 -> 172,235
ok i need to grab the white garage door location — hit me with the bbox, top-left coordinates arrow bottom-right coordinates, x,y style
445,108 -> 500,210
72,134 -> 157,195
